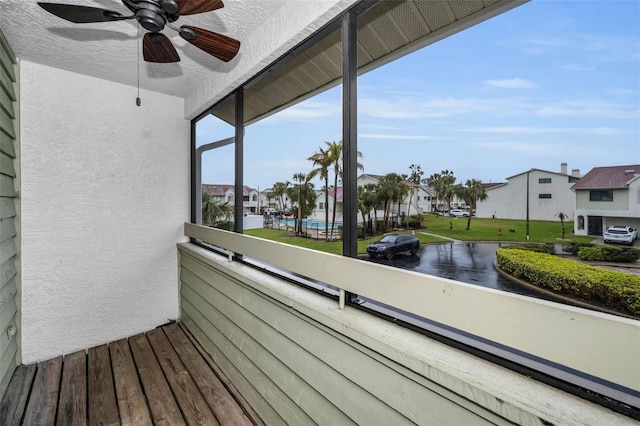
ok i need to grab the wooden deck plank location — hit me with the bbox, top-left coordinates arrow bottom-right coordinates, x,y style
23,356 -> 62,426
57,350 -> 87,426
110,338 -> 152,426
0,363 -> 37,425
0,323 -> 261,426
166,323 -> 256,426
129,333 -> 186,426
147,327 -> 219,426
88,344 -> 119,426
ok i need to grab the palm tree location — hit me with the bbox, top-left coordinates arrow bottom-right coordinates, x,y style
377,173 -> 408,232
202,188 -> 233,228
325,140 -> 364,237
406,164 -> 424,222
423,172 -> 442,213
555,211 -> 569,239
434,170 -> 457,230
457,179 -> 487,230
360,183 -> 379,236
287,173 -> 315,235
271,181 -> 289,211
308,146 -> 332,241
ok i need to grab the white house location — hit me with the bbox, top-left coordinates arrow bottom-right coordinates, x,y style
475,163 -> 581,220
357,173 -> 435,216
202,184 -> 261,214
571,164 -> 640,237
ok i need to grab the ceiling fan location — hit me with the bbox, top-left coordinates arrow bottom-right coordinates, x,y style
37,0 -> 241,63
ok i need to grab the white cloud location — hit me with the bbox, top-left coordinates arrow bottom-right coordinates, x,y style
535,99 -> 640,119
359,96 -> 530,119
485,78 -> 536,89
459,126 -> 624,136
359,133 -> 439,140
261,100 -> 340,123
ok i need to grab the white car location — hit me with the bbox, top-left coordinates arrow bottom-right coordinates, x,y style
449,209 -> 469,217
603,225 -> 638,246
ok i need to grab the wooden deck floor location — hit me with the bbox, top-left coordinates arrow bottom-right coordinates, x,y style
0,322 -> 264,426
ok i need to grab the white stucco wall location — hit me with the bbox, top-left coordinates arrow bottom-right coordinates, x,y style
476,170 -> 577,221
19,62 -> 189,363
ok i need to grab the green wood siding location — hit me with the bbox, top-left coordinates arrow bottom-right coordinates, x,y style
179,246 -> 507,425
0,27 -> 18,401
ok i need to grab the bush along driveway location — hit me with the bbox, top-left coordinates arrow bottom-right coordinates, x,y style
496,248 -> 640,319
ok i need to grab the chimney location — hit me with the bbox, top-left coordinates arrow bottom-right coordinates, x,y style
572,169 -> 580,177
561,162 -> 568,175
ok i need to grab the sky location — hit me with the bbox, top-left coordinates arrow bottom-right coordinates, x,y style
198,0 -> 640,191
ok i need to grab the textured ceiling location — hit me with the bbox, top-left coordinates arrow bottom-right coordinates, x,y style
0,0 -> 525,119
0,0 -> 284,99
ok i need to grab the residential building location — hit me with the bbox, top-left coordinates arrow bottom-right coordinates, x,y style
203,184 -> 261,214
475,163 -> 581,220
571,165 -> 640,236
358,174 -> 433,215
0,2 -> 636,424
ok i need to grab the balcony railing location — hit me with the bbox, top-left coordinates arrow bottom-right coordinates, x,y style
182,222 -> 640,421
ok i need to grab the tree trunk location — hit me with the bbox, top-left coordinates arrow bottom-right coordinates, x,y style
330,174 -> 338,239
324,178 -> 329,241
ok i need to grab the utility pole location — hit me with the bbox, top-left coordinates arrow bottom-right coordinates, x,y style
526,170 -> 530,240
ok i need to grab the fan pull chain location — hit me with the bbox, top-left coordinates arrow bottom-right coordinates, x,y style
136,25 -> 141,107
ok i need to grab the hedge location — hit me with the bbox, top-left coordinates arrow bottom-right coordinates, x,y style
563,243 -> 640,262
496,248 -> 640,317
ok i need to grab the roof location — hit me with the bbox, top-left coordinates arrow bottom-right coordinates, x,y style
506,168 -> 575,180
483,182 -> 505,190
571,165 -> 640,190
203,184 -> 256,196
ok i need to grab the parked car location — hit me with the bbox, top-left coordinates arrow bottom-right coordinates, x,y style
449,209 -> 469,217
603,225 -> 638,246
367,234 -> 420,259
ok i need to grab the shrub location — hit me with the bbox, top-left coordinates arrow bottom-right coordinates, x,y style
496,248 -> 640,317
565,242 -> 639,263
578,246 -> 606,261
505,243 -> 555,255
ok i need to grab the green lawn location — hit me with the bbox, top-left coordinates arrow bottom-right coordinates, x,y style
244,216 -> 595,255
244,228 -> 448,255
418,214 -> 595,244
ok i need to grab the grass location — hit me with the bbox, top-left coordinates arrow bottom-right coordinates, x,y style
244,216 -> 595,255
418,214 -> 595,244
243,228 -> 448,255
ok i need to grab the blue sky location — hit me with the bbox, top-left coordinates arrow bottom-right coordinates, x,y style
199,0 -> 640,190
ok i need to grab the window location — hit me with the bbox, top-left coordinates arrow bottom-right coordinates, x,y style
252,194 -> 258,202
227,195 -> 233,203
590,190 -> 613,201
578,216 -> 585,230
538,178 -> 552,184
539,194 -> 552,199
319,202 -> 325,210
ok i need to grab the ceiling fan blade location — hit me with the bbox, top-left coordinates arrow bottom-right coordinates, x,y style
37,3 -> 126,23
174,0 -> 224,15
180,26 -> 240,62
143,33 -> 180,63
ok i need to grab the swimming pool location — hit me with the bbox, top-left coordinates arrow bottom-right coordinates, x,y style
274,219 -> 342,230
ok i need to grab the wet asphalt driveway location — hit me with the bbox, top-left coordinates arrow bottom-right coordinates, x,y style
366,242 -> 570,304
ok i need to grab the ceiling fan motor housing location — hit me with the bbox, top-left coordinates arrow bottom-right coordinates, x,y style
134,0 -> 166,32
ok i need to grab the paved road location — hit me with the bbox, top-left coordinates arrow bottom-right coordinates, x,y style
366,242 -> 592,306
